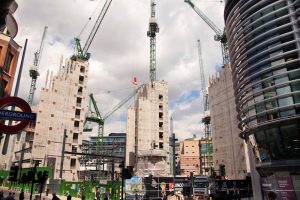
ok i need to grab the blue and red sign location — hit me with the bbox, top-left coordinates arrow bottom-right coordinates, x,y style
0,96 -> 36,133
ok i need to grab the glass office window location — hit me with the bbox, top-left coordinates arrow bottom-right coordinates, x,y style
255,94 -> 264,102
276,86 -> 291,95
289,70 -> 300,80
255,130 -> 271,162
293,94 -> 300,103
266,127 -> 284,160
278,96 -> 293,107
280,109 -> 296,117
264,89 -> 276,99
275,76 -> 289,84
266,100 -> 278,110
256,103 -> 265,113
291,82 -> 300,92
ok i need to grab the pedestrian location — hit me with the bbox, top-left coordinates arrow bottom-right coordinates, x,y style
5,192 -> 13,200
52,193 -> 60,200
96,188 -> 100,200
19,190 -> 24,200
67,194 -> 72,200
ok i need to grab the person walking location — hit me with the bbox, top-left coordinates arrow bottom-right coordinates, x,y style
52,193 -> 60,200
19,190 -> 25,200
96,188 -> 100,200
0,191 -> 4,200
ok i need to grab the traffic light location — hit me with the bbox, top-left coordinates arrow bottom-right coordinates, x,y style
8,166 -> 19,182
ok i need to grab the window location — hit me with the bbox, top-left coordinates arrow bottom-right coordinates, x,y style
280,109 -> 295,117
76,98 -> 82,106
3,52 -> 13,73
159,112 -> 163,119
74,121 -> 80,127
159,94 -> 163,100
71,159 -> 76,167
274,76 -> 289,85
159,132 -> 163,139
159,104 -> 163,110
291,82 -> 300,92
159,142 -> 163,149
159,122 -> 163,128
73,133 -> 79,140
256,103 -> 265,113
72,145 -> 77,153
75,109 -> 81,116
276,86 -> 291,95
80,66 -> 85,73
293,94 -> 300,103
264,89 -> 276,99
79,76 -> 84,84
265,100 -> 278,110
278,96 -> 293,107
254,94 -> 264,103
78,87 -> 83,94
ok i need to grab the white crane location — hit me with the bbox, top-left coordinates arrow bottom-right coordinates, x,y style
28,26 -> 48,105
185,0 -> 229,65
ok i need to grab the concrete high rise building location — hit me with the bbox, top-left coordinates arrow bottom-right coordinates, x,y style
14,58 -> 89,181
209,64 -> 249,180
126,80 -> 170,177
225,0 -> 300,198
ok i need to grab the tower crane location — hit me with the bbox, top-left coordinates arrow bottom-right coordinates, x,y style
147,0 -> 159,82
185,0 -> 229,65
197,39 -> 209,112
83,84 -> 143,142
28,26 -> 48,105
73,0 -> 112,60
197,40 -> 213,173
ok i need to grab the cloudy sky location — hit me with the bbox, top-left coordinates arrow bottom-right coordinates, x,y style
13,0 -> 224,140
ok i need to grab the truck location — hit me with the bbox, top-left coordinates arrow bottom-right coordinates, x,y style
193,175 -> 212,199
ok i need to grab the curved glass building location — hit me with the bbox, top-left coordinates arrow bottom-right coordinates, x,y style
225,0 -> 300,198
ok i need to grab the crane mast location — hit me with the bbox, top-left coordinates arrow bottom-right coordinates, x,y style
197,40 -> 209,112
147,0 -> 159,82
185,0 -> 229,65
28,26 -> 48,105
74,0 -> 112,60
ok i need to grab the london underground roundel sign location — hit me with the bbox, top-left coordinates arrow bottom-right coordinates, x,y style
0,97 -> 36,133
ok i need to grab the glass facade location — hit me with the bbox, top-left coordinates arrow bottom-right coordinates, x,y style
225,0 -> 300,198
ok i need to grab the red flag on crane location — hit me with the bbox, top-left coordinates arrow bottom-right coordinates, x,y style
132,76 -> 138,85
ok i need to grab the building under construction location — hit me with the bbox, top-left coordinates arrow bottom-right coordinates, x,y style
13,57 -> 89,181
126,81 -> 170,177
125,0 -> 170,177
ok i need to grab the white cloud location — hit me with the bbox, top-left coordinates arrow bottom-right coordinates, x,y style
13,0 -> 225,140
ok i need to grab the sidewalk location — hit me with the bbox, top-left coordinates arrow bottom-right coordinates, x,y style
0,186 -> 83,200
